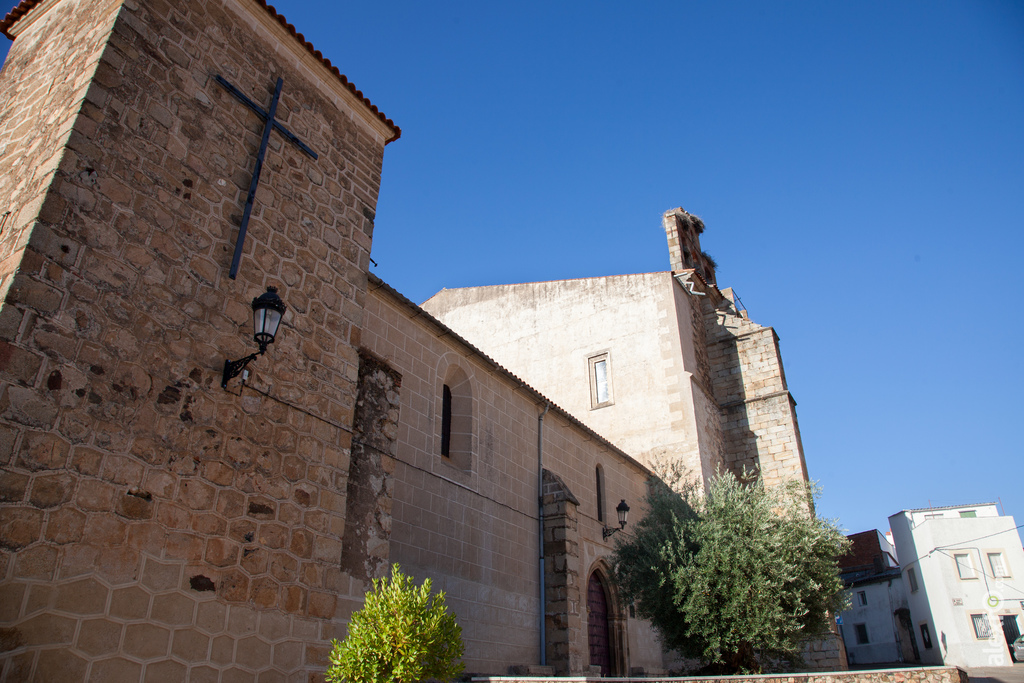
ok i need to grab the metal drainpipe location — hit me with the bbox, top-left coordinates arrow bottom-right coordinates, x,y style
538,402 -> 551,666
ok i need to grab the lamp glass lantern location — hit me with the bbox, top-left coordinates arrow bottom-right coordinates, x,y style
222,286 -> 287,388
603,499 -> 630,539
616,499 -> 630,528
251,286 -> 286,353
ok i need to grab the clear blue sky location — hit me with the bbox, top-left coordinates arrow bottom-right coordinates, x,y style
3,1 -> 1022,537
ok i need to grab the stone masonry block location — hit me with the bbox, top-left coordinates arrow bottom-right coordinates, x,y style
142,558 -> 183,592
173,628 -> 213,662
151,591 -> 196,626
36,647 -> 89,681
44,506 -> 87,544
18,431 -> 70,470
143,658 -> 188,682
0,470 -> 29,502
0,506 -> 44,549
89,657 -> 144,682
109,585 -> 151,620
76,617 -> 124,656
236,634 -> 272,670
28,472 -> 74,508
55,577 -> 109,615
0,340 -> 43,384
123,622 -> 172,659
18,612 -> 77,646
13,544 -> 58,580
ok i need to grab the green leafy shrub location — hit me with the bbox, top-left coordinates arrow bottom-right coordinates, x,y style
326,564 -> 464,683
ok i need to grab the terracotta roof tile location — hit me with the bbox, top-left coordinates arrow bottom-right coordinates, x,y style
1,0 -> 401,142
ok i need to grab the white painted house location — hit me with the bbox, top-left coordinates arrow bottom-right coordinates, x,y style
888,504 -> 1024,668
838,530 -> 918,666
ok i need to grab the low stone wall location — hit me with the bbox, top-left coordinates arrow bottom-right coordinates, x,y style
472,665 -> 969,683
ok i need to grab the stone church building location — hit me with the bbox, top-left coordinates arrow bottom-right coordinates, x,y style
0,0 -> 841,679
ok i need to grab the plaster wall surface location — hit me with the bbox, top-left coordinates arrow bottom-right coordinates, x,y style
423,273 -> 717,482
841,578 -> 909,665
0,0 -> 390,678
890,507 -> 1024,669
363,280 -> 665,675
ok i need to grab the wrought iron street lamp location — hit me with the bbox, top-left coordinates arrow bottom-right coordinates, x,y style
222,286 -> 287,388
602,499 -> 630,539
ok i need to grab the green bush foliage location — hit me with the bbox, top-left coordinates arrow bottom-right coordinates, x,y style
612,472 -> 849,673
326,564 -> 465,683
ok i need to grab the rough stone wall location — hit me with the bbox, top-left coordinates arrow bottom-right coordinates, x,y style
0,0 -> 389,679
663,208 -> 716,285
341,350 -> 400,583
685,279 -> 725,484
802,630 -> 848,672
0,0 -> 124,304
541,468 -> 582,675
706,300 -> 810,488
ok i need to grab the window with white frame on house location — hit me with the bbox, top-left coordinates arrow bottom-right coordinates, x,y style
907,567 -> 919,592
588,352 -> 613,409
987,552 -> 1009,577
971,614 -> 993,639
959,509 -> 977,518
855,623 -> 869,645
955,552 -> 977,579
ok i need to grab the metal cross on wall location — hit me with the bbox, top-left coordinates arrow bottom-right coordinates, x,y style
215,74 -> 319,280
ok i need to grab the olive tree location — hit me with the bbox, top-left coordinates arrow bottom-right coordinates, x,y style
613,472 -> 849,673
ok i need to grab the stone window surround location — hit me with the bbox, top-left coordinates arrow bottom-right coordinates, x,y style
587,351 -> 613,410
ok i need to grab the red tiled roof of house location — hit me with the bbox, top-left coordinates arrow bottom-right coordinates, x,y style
0,0 -> 401,143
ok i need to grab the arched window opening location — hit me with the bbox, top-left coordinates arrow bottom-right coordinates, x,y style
441,384 -> 453,457
439,366 -> 473,471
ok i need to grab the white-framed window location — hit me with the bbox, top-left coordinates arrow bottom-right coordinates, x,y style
954,552 -> 977,579
588,352 -> 613,409
987,552 -> 1009,578
971,614 -> 993,639
857,591 -> 867,606
907,567 -> 919,592
959,509 -> 977,518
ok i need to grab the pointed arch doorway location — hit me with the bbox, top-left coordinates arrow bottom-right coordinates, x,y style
593,573 -> 614,671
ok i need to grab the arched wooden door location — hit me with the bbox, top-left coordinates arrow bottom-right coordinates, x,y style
587,571 -> 612,675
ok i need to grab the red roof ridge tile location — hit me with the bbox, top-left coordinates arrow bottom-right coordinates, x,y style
1,0 -> 401,143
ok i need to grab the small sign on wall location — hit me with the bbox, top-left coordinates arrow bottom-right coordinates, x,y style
952,598 -> 963,606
